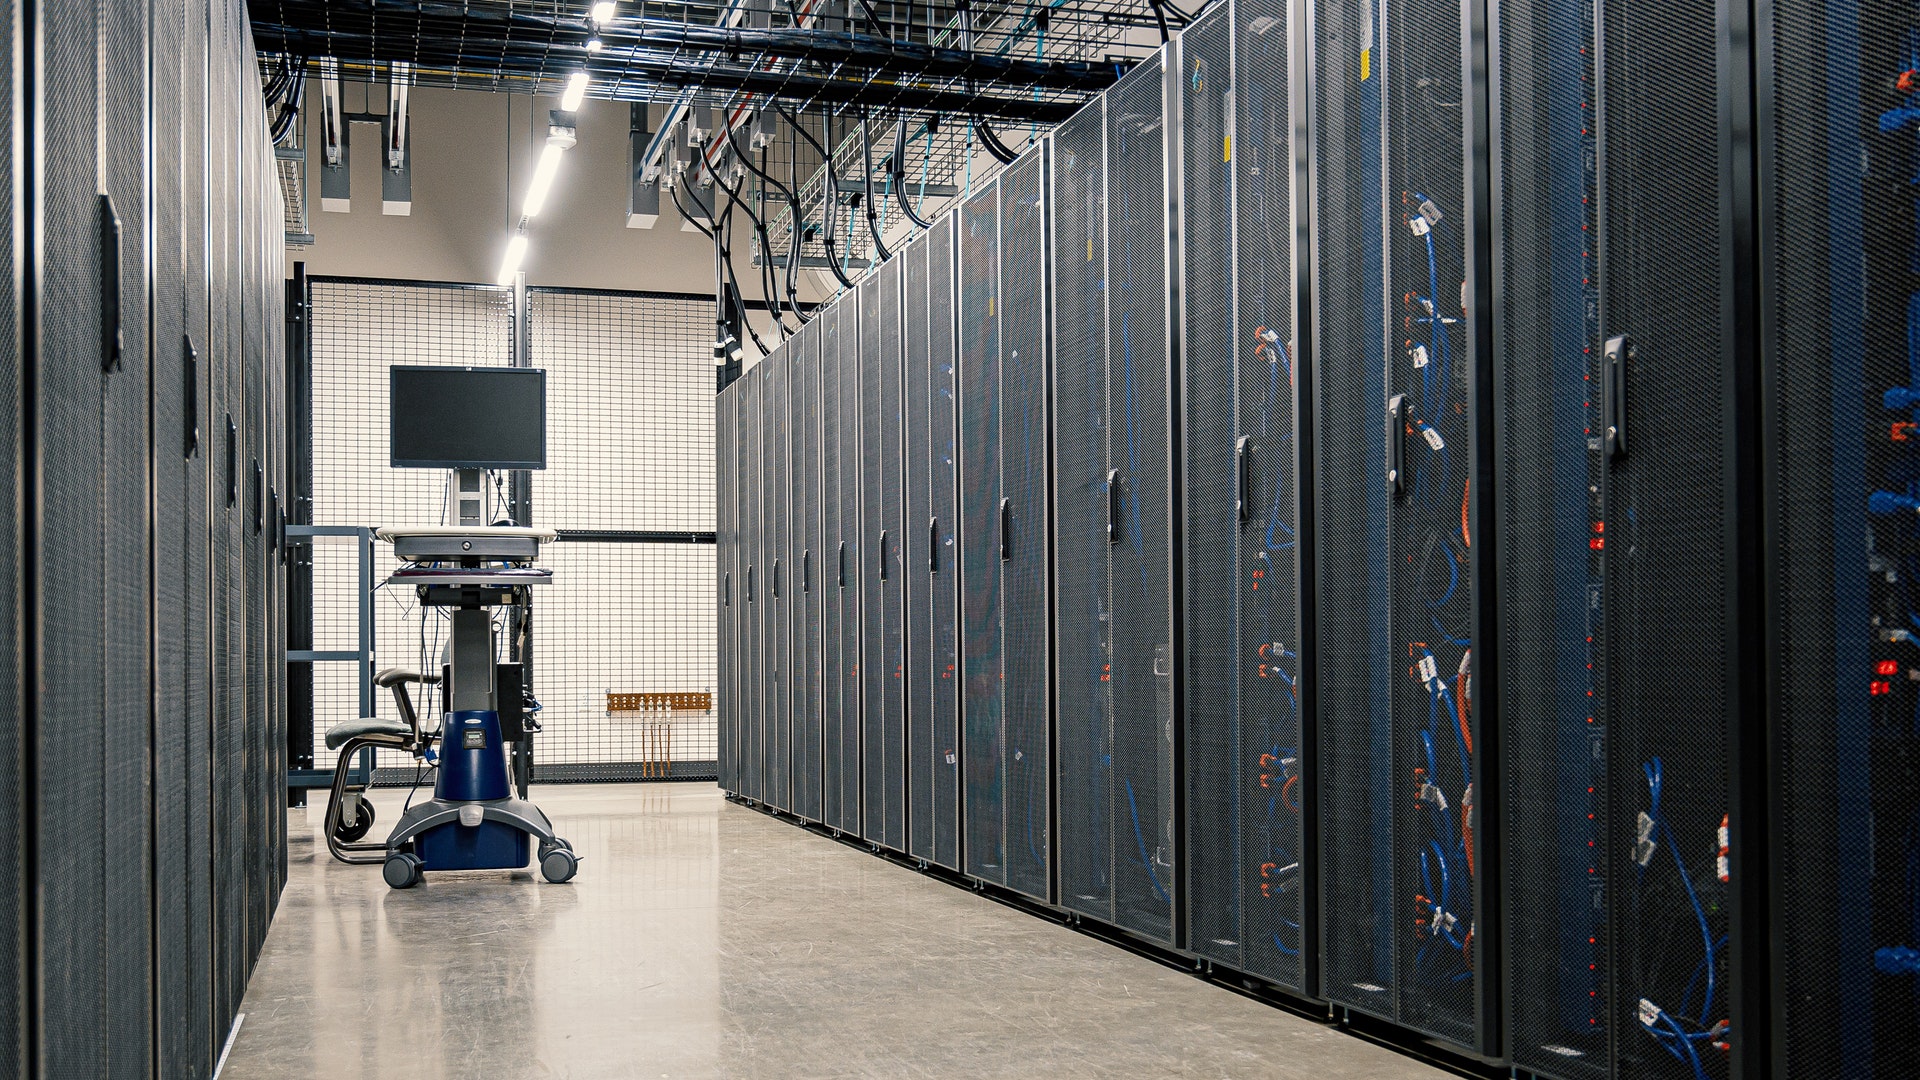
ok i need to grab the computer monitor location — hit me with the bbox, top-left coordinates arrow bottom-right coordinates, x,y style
389,365 -> 548,470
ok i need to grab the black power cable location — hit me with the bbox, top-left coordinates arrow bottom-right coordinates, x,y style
976,120 -> 1020,164
677,176 -> 769,356
777,102 -> 857,289
708,153 -> 792,337
891,116 -> 933,230
858,106 -> 893,263
725,118 -> 809,322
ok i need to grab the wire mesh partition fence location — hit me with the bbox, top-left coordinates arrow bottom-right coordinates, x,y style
305,277 -> 719,782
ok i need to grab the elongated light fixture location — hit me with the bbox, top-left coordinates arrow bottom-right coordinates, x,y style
561,71 -> 589,112
497,233 -> 529,284
523,142 -> 566,218
591,2 -> 616,23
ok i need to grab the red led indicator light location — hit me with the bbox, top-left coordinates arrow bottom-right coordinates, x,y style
1871,680 -> 1893,696
1877,660 -> 1900,676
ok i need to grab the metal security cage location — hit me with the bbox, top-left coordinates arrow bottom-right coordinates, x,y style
305,279 -> 721,783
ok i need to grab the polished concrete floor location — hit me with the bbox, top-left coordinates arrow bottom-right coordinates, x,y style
222,783 -> 1447,1079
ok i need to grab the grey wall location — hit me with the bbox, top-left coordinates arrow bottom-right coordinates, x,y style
294,85 -> 827,306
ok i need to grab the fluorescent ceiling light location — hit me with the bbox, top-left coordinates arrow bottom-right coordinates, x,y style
591,2 -> 616,23
561,71 -> 589,112
586,37 -> 603,52
497,233 -> 529,284
523,142 -> 566,218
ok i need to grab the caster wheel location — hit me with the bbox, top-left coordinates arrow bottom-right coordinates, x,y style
540,847 -> 578,884
334,799 -> 376,843
383,852 -> 423,890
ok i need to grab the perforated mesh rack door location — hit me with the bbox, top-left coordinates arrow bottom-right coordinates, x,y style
766,342 -> 792,812
1182,0 -> 1310,991
858,271 -> 906,849
1108,54 -> 1176,945
1496,0 -> 1746,1075
39,0 -> 111,1068
821,301 -> 858,834
737,368 -> 760,799
1312,0 -> 1397,1025
880,259 -> 909,851
1761,4 -> 1920,1074
0,0 -> 20,1062
1493,1 -> 1609,1072
792,321 -> 825,823
927,214 -> 963,869
1050,97 -> 1114,928
1001,147 -> 1053,904
959,177 -> 1008,887
904,227 -> 954,865
717,382 -> 737,791
1312,0 -> 1479,1043
1181,0 -> 1241,975
837,293 -> 867,836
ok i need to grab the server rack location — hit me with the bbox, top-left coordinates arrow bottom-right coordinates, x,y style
958,148 -> 1055,902
859,262 -> 908,851
959,174 -> 1011,892
768,344 -> 794,812
1179,0 -> 1313,992
792,321 -> 825,823
821,301 -> 858,834
838,292 -> 868,838
740,366 -> 764,802
1050,54 -> 1179,947
1311,0 -> 1483,1048
714,380 -> 725,791
1761,1 -> 1919,1076
905,214 -> 964,869
1494,0 -> 1761,1075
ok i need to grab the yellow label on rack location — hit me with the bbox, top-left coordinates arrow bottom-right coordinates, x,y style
1224,134 -> 1232,163
1361,47 -> 1372,81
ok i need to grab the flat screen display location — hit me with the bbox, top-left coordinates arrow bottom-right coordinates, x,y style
389,366 -> 547,469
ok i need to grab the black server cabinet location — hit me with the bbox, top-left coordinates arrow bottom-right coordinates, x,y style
767,345 -> 793,812
792,322 -> 825,822
959,150 -> 1053,902
182,0 -> 215,1066
714,380 -> 725,791
861,266 -> 908,850
1051,54 -> 1178,946
822,301 -> 861,834
839,294 -> 868,838
1763,2 -> 1919,1076
1311,0 -> 1482,1048
741,367 -> 764,802
37,0 -> 113,1070
905,214 -> 963,870
1181,0 -> 1312,991
1495,0 -> 1759,1076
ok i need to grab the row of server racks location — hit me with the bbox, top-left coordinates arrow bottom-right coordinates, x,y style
0,0 -> 290,1076
719,0 -> 1920,1075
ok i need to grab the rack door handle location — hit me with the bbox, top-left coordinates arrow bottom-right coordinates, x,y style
225,416 -> 237,508
99,194 -> 123,373
1000,498 -> 1013,562
878,531 -> 889,580
746,564 -> 755,603
802,549 -> 812,593
1387,394 -> 1407,499
1604,334 -> 1631,461
772,558 -> 782,599
929,517 -> 940,574
724,571 -> 731,607
183,335 -> 200,456
1107,470 -> 1122,544
1236,436 -> 1254,523
253,460 -> 264,534
837,541 -> 847,588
